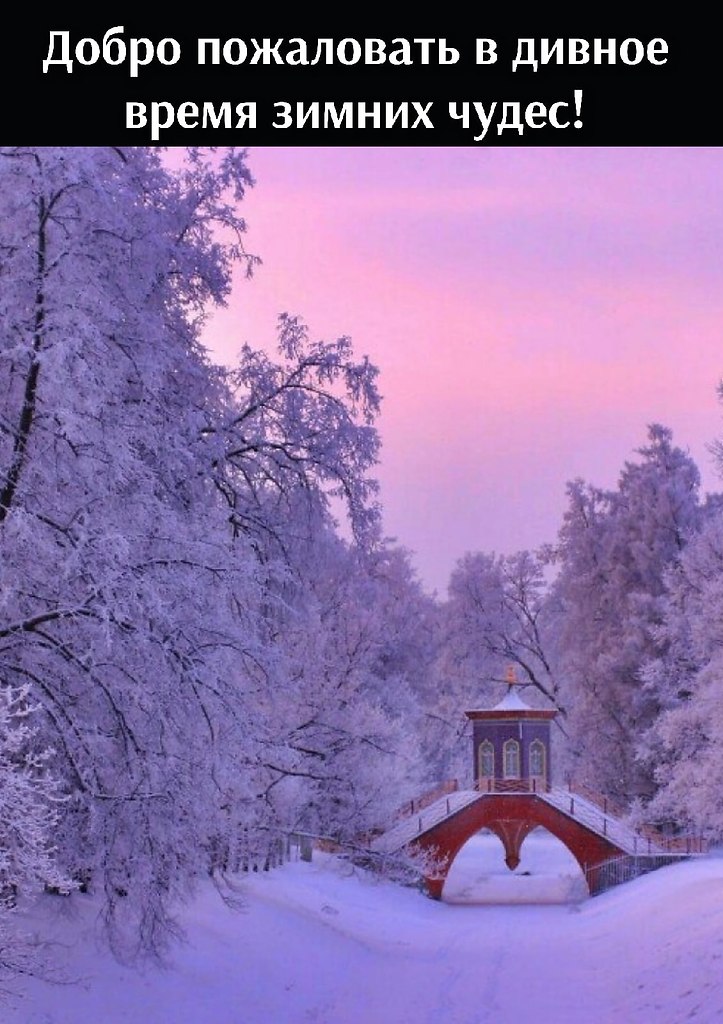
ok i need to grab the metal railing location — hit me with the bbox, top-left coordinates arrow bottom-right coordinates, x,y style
394,779 -> 460,821
585,852 -> 682,895
370,788 -> 481,854
565,780 -> 627,819
548,783 -> 706,856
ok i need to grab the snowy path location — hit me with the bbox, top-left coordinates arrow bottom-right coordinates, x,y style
5,832 -> 723,1024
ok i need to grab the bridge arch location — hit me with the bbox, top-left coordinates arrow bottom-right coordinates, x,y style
411,794 -> 621,899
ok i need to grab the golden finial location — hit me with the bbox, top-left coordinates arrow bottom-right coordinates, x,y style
505,664 -> 517,686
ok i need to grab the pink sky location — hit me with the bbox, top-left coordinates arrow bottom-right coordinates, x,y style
203,147 -> 723,592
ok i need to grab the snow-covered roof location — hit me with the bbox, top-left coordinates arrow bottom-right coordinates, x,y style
465,683 -> 557,720
492,686 -> 532,711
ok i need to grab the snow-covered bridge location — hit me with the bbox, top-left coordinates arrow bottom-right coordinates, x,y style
371,777 -> 705,897
371,673 -> 705,898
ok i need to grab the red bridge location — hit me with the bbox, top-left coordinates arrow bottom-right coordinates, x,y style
370,672 -> 705,897
371,777 -> 705,898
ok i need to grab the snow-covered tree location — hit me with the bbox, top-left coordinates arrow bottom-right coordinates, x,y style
426,549 -> 559,782
0,684 -> 72,984
0,145 -> 263,957
641,508 -> 723,839
442,549 -> 558,707
229,523 -> 433,847
0,684 -> 69,901
0,147 -> 388,958
214,312 -> 381,554
550,424 -> 703,803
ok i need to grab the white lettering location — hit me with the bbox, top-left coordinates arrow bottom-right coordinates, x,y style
75,37 -> 101,66
389,39 -> 412,65
272,101 -> 293,128
235,102 -> 256,128
309,39 -> 334,64
647,38 -> 668,65
512,39 -> 537,72
336,38 -> 363,64
285,39 -> 309,65
43,31 -> 73,73
126,101 -> 147,128
129,38 -> 154,77
497,102 -> 524,134
203,101 -> 232,128
102,26 -> 126,66
221,39 -> 247,65
472,101 -> 498,140
198,38 -> 220,64
475,39 -> 498,64
156,38 -> 181,65
250,38 -> 283,64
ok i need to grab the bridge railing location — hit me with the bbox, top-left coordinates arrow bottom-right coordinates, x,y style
473,777 -> 551,795
562,781 -> 707,855
638,832 -> 707,855
393,779 -> 460,822
471,776 -> 707,855
584,852 -> 684,895
565,780 -> 627,820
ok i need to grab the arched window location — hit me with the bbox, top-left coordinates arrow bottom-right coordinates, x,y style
479,740 -> 495,779
503,739 -> 520,779
530,739 -> 546,778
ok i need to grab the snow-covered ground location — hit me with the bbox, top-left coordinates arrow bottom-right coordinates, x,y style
5,830 -> 723,1023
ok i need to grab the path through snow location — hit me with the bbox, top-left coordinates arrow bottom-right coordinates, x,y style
4,831 -> 723,1023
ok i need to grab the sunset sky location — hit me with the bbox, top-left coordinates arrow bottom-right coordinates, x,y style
203,147 -> 723,592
